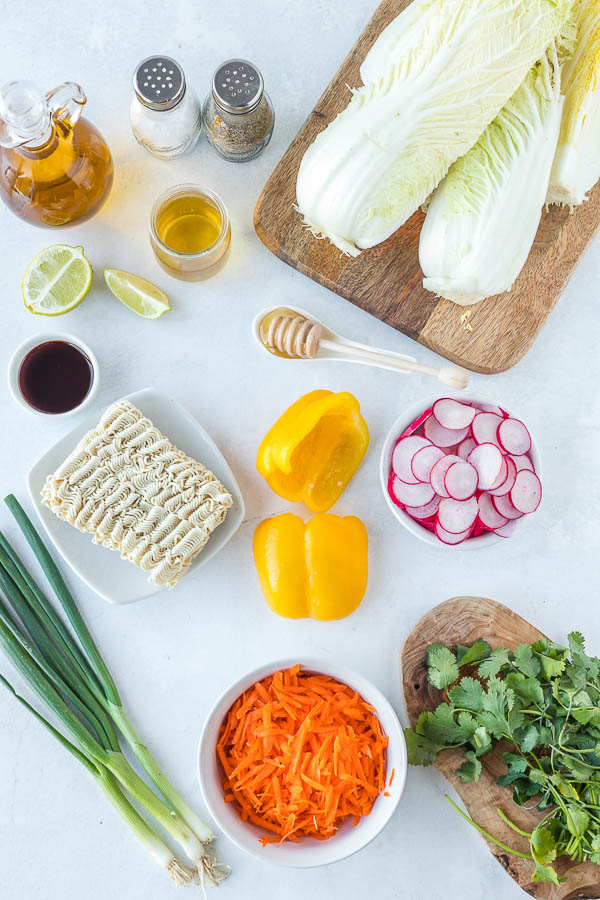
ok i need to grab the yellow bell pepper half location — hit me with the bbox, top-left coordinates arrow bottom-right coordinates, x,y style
256,390 -> 369,513
253,512 -> 368,621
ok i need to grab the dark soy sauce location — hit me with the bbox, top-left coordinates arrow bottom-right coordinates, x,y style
18,340 -> 93,414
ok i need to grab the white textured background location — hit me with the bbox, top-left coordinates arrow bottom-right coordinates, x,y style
0,1 -> 599,898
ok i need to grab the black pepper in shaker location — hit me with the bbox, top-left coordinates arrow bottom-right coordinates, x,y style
203,59 -> 274,162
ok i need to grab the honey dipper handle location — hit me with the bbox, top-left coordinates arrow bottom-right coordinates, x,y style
319,337 -> 470,389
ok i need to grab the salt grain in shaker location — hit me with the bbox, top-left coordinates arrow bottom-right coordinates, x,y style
130,56 -> 202,159
203,59 -> 274,162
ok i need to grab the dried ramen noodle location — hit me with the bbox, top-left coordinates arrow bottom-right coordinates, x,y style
42,401 -> 233,588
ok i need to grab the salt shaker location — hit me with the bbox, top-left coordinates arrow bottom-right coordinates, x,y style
203,60 -> 274,162
130,56 -> 202,159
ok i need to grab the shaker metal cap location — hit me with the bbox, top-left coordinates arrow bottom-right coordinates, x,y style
133,56 -> 186,111
212,60 -> 263,114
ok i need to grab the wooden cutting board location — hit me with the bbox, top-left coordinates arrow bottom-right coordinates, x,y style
254,0 -> 600,374
401,597 -> 600,899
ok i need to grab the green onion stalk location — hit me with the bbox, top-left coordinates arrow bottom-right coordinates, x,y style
0,495 -> 230,888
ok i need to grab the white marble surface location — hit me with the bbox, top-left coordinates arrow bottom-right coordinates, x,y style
1,1 -> 599,898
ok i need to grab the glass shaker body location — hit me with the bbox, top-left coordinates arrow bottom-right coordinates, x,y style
203,60 -> 274,163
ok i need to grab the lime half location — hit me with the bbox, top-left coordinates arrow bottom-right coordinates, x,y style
23,245 -> 93,315
104,269 -> 171,319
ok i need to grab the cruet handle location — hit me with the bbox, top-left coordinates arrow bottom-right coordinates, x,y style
46,82 -> 87,128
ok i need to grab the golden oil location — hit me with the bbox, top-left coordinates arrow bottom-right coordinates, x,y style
150,185 -> 231,281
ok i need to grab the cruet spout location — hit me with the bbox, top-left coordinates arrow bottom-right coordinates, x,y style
46,82 -> 87,128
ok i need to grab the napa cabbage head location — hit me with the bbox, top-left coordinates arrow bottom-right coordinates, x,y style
296,0 -> 572,256
547,0 -> 600,205
419,48 -> 563,305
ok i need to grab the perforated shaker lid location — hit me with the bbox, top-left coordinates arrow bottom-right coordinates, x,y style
133,56 -> 186,111
212,60 -> 264,115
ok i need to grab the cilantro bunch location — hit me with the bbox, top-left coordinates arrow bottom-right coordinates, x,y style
405,633 -> 600,885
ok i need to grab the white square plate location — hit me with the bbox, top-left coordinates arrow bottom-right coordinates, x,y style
27,387 -> 245,605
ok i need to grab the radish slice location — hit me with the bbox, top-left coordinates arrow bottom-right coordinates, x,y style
457,437 -> 476,460
494,520 -> 518,538
467,443 -> 503,490
424,416 -> 469,448
492,493 -> 524,521
430,454 -> 462,498
488,456 -> 508,491
391,476 -> 435,507
510,470 -> 542,514
405,495 -> 442,519
438,497 -> 478,534
497,418 -> 532,456
411,445 -> 446,482
477,402 -> 507,418
513,454 -> 534,473
401,408 -> 432,438
488,456 -> 517,497
477,492 -> 509,529
472,412 -> 503,447
435,519 -> 472,545
432,398 -> 476,430
392,436 -> 431,484
444,461 -> 478,501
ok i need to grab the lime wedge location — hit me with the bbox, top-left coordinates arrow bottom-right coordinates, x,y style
23,245 -> 93,315
104,269 -> 171,319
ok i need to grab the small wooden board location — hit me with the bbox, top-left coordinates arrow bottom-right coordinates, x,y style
254,0 -> 600,374
401,597 -> 600,899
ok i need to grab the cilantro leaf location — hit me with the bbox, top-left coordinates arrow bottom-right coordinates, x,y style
531,824 -> 557,865
531,863 -> 560,886
417,706 -> 476,745
455,639 -> 490,668
478,647 -> 510,680
513,644 -> 540,678
573,708 -> 600,726
457,750 -> 482,784
518,724 -> 539,753
426,644 -> 459,691
479,679 -> 513,738
448,677 -> 485,712
403,727 -> 443,766
506,672 -> 544,707
473,725 -> 492,755
566,805 -> 589,839
503,753 -> 529,775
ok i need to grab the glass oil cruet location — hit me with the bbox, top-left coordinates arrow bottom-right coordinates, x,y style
0,81 -> 114,227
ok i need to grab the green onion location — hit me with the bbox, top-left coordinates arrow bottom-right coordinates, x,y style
0,495 -> 229,888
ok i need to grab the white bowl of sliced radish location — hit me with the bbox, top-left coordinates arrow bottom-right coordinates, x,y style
380,397 -> 542,548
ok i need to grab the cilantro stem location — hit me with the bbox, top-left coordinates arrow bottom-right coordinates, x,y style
445,796 -> 534,860
495,807 -> 531,838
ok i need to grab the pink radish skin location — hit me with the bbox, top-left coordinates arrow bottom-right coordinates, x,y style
472,412 -> 503,447
430,454 -> 463,498
404,496 -> 442,520
510,470 -> 542,514
488,456 -> 517,497
492,493 -> 524,521
477,492 -> 509,529
457,437 -> 476,460
444,461 -> 478,501
513,455 -> 534,473
411,445 -> 445,483
438,497 -> 478,534
391,476 -> 435,507
435,520 -> 473,545
432,398 -> 476,430
477,402 -> 507,418
497,418 -> 532,456
392,435 -> 431,484
494,520 -> 518,538
424,416 -> 470,448
467,443 -> 503,490
400,408 -> 432,438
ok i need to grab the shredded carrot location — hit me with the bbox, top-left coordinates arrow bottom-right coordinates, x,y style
216,666 -> 388,845
389,767 -> 395,787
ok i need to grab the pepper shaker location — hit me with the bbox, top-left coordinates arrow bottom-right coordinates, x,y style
203,60 -> 274,162
130,55 -> 202,159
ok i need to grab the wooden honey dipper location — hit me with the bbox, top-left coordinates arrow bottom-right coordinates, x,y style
256,307 -> 470,390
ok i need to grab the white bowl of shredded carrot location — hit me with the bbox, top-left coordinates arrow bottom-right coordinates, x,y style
197,659 -> 406,867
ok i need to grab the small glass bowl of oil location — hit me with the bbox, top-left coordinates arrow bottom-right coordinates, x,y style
150,184 -> 231,281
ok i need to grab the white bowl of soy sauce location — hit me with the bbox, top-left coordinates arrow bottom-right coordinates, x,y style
8,333 -> 99,418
